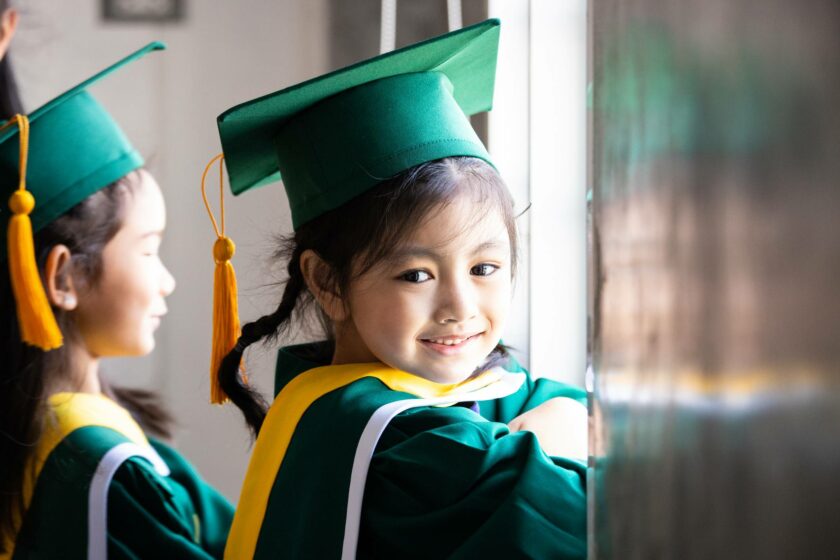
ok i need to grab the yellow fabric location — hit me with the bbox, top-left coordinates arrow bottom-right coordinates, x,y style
224,364 -> 503,559
1,392 -> 148,559
201,153 -> 244,404
2,114 -> 62,350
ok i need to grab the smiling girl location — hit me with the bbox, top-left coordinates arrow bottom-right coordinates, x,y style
0,44 -> 232,558
211,20 -> 587,559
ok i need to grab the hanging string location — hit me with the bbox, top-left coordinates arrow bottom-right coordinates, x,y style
380,0 -> 462,54
446,0 -> 463,31
2,114 -> 62,350
201,153 -> 245,404
380,0 -> 397,54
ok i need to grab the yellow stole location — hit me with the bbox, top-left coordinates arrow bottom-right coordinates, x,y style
1,393 -> 148,559
225,364 -> 507,559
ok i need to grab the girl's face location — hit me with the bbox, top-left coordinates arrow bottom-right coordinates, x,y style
73,170 -> 175,357
339,194 -> 512,384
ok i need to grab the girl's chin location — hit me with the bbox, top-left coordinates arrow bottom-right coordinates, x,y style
129,336 -> 156,356
415,362 -> 482,385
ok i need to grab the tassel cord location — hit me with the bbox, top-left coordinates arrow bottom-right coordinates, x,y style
201,153 -> 245,404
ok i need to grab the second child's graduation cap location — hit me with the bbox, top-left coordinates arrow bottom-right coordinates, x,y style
217,18 -> 501,229
0,41 -> 164,240
0,42 -> 164,350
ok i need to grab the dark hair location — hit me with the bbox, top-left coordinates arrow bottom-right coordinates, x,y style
0,170 -> 172,551
0,2 -> 23,120
0,55 -> 22,119
218,156 -> 519,437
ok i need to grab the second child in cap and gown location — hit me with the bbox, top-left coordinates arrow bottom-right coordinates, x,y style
0,44 -> 232,559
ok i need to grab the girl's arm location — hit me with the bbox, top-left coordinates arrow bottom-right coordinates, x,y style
363,405 -> 587,559
106,441 -> 233,559
478,354 -> 587,423
508,396 -> 588,459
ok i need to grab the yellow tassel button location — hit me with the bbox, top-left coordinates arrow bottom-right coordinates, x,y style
9,190 -> 34,215
213,236 -> 235,263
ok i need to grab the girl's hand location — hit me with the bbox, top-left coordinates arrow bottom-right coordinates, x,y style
508,397 -> 588,460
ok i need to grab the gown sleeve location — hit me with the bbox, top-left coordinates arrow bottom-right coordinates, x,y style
104,439 -> 233,559
478,356 -> 588,424
360,404 -> 587,559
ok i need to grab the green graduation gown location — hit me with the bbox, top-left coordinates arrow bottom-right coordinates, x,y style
7,393 -> 233,559
225,343 -> 587,559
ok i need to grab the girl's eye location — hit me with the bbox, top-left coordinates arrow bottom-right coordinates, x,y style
471,263 -> 498,277
399,270 -> 432,283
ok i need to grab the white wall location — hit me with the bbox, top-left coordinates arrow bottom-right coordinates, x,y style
488,0 -> 587,385
15,0 -> 329,502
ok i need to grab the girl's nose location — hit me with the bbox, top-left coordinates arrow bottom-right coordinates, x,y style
161,264 -> 176,297
434,276 -> 478,324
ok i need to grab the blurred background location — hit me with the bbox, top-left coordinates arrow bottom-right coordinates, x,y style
590,0 -> 840,557
11,0 -> 587,503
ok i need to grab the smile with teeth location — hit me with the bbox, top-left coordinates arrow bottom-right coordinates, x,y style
428,337 -> 468,345
420,333 -> 481,346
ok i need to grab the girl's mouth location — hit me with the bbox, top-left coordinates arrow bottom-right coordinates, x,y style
419,332 -> 482,355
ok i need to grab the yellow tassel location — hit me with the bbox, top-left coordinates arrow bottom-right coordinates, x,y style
3,114 -> 62,350
202,154 -> 245,404
210,236 -> 247,403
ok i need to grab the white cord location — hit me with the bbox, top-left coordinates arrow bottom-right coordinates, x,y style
447,0 -> 463,31
380,0 -> 397,54
381,0 -> 461,54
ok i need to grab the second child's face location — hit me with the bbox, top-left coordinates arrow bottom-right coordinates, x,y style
74,171 -> 175,357
340,194 -> 512,384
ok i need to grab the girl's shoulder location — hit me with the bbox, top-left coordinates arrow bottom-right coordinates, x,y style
21,427 -> 231,558
14,424 -> 159,557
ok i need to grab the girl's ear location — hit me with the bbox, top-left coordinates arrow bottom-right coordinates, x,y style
300,249 -> 348,322
0,8 -> 19,58
44,245 -> 79,310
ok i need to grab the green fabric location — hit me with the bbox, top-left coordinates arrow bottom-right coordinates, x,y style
258,343 -> 587,558
256,377 -> 417,559
13,426 -> 232,559
0,42 -> 164,258
217,19 -> 500,229
477,353 -> 588,423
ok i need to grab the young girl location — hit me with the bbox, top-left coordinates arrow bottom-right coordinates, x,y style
0,43 -> 232,558
210,20 -> 587,558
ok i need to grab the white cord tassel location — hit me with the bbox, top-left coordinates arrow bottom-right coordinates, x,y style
447,0 -> 462,31
380,0 -> 397,54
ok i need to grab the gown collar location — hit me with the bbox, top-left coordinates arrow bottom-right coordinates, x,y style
274,340 -> 334,396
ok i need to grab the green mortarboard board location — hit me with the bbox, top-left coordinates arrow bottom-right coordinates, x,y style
217,18 -> 500,229
0,41 -> 165,256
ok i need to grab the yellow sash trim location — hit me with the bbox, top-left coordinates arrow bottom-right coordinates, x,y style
1,392 -> 148,559
225,364 -> 504,559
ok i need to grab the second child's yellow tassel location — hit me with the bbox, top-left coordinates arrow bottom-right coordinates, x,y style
202,154 -> 245,404
3,114 -> 62,350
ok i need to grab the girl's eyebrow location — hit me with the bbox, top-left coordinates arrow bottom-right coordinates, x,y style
470,240 -> 506,255
140,230 -> 164,239
390,240 -> 506,262
389,247 -> 439,262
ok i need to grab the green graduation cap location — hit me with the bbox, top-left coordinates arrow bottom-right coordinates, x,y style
217,18 -> 501,229
1,41 -> 165,350
0,41 -> 165,244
